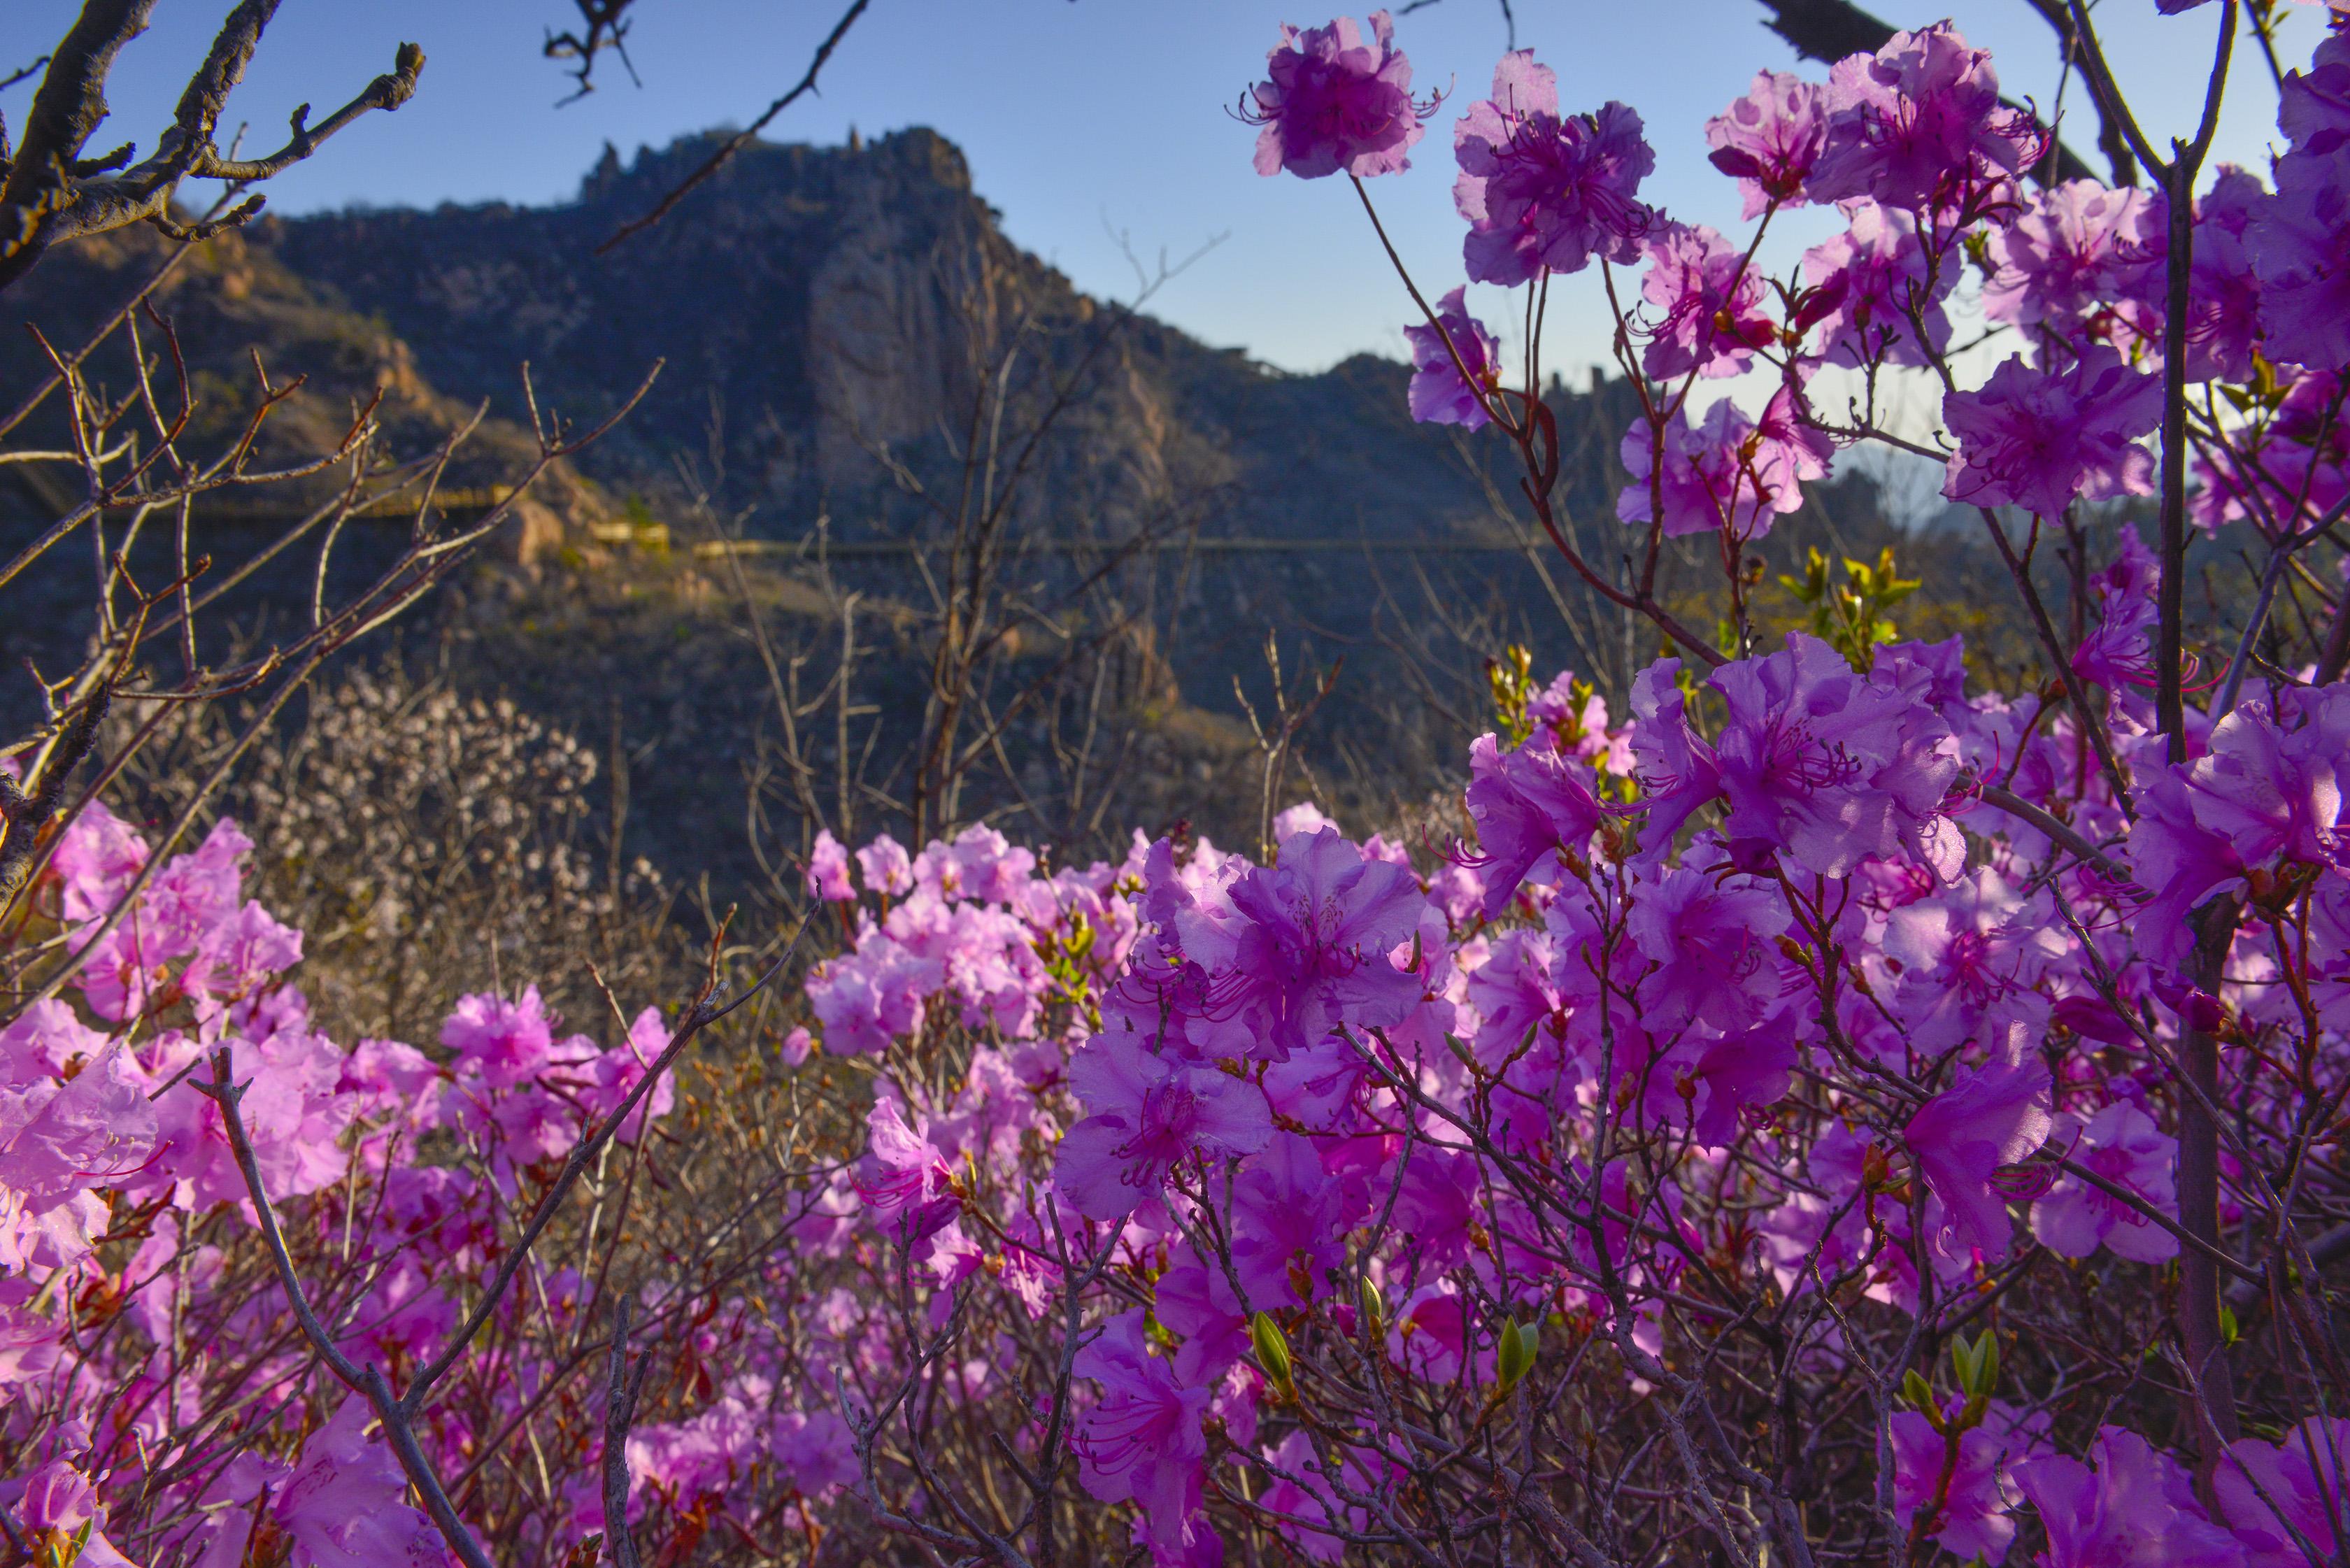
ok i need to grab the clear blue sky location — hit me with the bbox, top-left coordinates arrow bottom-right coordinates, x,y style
1,1 -> 2322,376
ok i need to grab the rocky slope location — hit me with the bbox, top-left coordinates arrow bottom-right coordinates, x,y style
6,125 -> 1984,881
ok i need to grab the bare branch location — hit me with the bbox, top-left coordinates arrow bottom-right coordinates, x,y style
0,3 -> 425,290
597,0 -> 871,253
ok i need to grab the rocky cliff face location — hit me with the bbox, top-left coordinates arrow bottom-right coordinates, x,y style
6,125 -> 1969,871
259,131 -> 1210,539
257,127 -> 1579,555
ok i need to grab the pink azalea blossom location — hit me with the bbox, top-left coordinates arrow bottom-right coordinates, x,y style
2219,1416 -> 2350,1567
1983,180 -> 2165,338
1807,22 -> 2046,213
1942,348 -> 2162,517
806,938 -> 943,1056
0,1304 -> 62,1393
1452,53 -> 1654,285
805,829 -> 853,901
2032,1102 -> 2179,1263
1073,1312 -> 1212,1563
1639,222 -> 1773,380
1460,731 -> 1609,915
1903,1026 -> 2053,1262
1799,199 -> 1954,367
1404,286 -> 1499,429
855,834 -> 912,895
1705,70 -> 1828,217
441,985 -> 557,1090
12,1462 -> 135,1568
2011,1427 -> 2243,1567
1244,12 -> 1430,180
48,800 -> 149,923
1054,1034 -> 1272,1219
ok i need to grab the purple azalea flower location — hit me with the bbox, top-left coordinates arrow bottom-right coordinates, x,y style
1404,285 -> 1500,429
1053,1033 -> 1272,1219
2184,687 -> 2349,874
1982,179 -> 2166,338
1628,866 -> 1788,1033
2072,526 -> 2160,692
1638,221 -> 1774,380
1711,632 -> 1960,879
1154,1263 -> 1248,1384
855,1097 -> 960,1243
1903,1026 -> 2053,1262
1390,1149 -> 1482,1267
2012,1428 -> 2242,1568
2249,145 -> 2350,372
2186,166 -> 2268,383
2031,1102 -> 2179,1263
1807,22 -> 2045,213
1883,867 -> 2065,1055
1172,827 -> 1425,1060
1461,731 -> 1609,915
1627,660 -> 1725,857
1941,348 -> 2162,518
1798,199 -> 1954,368
1255,1430 -> 1362,1565
1244,12 -> 1430,180
1889,1409 -> 2028,1563
2192,366 -> 2349,534
2125,766 -> 2249,974
2279,30 -> 2350,157
1705,70 -> 1828,218
1674,1010 -> 1800,1147
2219,1417 -> 2350,1567
1228,1132 -> 1353,1307
1072,1311 -> 1213,1562
1452,52 -> 1655,285
1617,396 -> 1825,542
1465,926 -> 1565,1062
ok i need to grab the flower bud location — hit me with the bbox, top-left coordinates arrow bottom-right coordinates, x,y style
1360,1278 -> 1385,1337
1251,1311 -> 1294,1395
1497,1318 -> 1539,1393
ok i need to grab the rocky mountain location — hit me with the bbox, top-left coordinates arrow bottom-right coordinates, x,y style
5,125 -> 1975,881
260,127 -> 1583,550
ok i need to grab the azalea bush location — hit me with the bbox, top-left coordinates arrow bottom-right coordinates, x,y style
7,3 -> 2350,1568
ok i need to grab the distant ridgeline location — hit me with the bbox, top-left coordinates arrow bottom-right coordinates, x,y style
2,127 -> 1960,860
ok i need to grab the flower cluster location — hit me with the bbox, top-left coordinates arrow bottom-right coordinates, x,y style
6,10 -> 2350,1568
